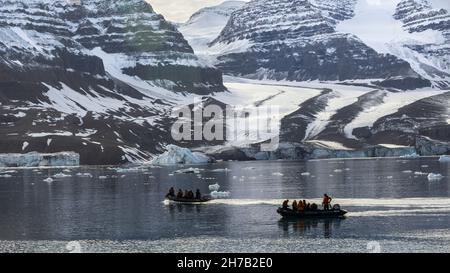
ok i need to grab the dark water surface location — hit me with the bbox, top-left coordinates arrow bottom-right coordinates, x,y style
0,158 -> 449,252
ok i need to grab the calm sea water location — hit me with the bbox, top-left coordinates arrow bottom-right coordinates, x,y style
0,158 -> 450,253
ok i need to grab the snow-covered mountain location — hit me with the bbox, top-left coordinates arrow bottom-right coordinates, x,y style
1,0 -> 449,165
208,0 -> 430,89
178,1 -> 245,54
0,0 -> 225,165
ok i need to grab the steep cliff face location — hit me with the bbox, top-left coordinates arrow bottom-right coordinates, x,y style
209,0 -> 426,87
392,0 -> 450,88
0,0 -> 225,165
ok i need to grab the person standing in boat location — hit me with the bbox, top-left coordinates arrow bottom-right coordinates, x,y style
195,189 -> 202,200
282,199 -> 289,209
322,194 -> 332,210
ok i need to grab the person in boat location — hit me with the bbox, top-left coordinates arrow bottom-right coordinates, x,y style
305,202 -> 311,211
177,189 -> 183,198
188,190 -> 194,199
297,201 -> 305,212
322,194 -> 332,210
282,200 -> 289,209
195,189 -> 201,199
302,200 -> 307,210
311,203 -> 318,211
166,187 -> 175,198
184,190 -> 189,199
292,200 -> 298,211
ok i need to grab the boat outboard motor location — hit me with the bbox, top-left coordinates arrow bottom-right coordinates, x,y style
333,204 -> 341,210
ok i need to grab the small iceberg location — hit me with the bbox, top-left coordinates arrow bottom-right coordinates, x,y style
53,172 -> 72,178
427,173 -> 444,181
43,177 -> 53,183
0,174 -> 13,178
151,145 -> 214,165
400,153 -> 420,159
76,172 -> 93,178
211,191 -> 230,199
174,167 -> 202,174
272,172 -> 284,176
209,183 -> 221,191
438,155 -> 450,163
300,172 -> 311,176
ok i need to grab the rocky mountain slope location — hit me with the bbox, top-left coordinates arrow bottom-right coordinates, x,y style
208,0 -> 429,89
0,0 -> 225,165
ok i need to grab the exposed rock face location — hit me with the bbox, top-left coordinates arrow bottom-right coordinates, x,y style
0,0 -> 225,165
209,0 -> 427,87
392,0 -> 450,88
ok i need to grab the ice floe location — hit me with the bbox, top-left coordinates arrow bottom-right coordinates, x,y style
151,145 -> 213,165
439,155 -> 450,163
427,173 -> 444,181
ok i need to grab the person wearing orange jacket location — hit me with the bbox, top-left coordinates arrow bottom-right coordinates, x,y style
322,194 -> 332,210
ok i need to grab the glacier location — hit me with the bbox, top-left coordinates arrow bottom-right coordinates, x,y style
0,152 -> 80,168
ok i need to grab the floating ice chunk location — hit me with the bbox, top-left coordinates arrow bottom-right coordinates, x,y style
402,170 -> 413,174
400,153 -> 420,159
272,172 -> 284,176
211,168 -> 229,173
43,177 -> 53,183
438,155 -> 450,163
211,191 -> 230,199
151,145 -> 213,165
76,173 -> 93,178
427,173 -> 444,181
53,172 -> 72,178
174,167 -> 202,174
115,167 -> 142,173
414,171 -> 428,176
421,165 -> 429,168
334,169 -> 343,173
300,172 -> 311,176
209,183 -> 220,191
22,142 -> 29,151
387,176 -> 394,179
0,174 -> 12,178
98,176 -> 108,179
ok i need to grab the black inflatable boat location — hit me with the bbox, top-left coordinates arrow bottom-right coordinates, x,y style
166,195 -> 212,203
277,207 -> 347,218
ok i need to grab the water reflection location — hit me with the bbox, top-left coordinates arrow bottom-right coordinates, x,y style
278,217 -> 345,238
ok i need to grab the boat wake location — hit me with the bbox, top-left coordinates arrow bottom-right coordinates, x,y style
163,197 -> 450,217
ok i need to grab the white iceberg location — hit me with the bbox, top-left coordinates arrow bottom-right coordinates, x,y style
0,152 -> 79,167
76,172 -> 93,178
209,183 -> 220,191
438,155 -> 450,163
174,167 -> 203,174
0,174 -> 13,178
300,172 -> 311,176
53,172 -> 72,178
427,173 -> 444,181
43,177 -> 53,183
151,145 -> 213,165
211,191 -> 230,199
400,153 -> 420,159
272,172 -> 284,176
